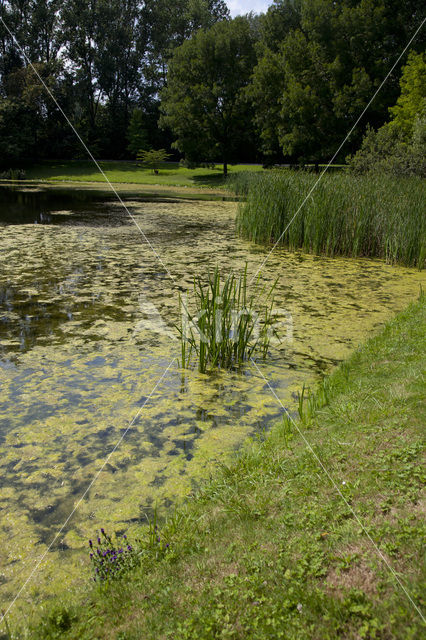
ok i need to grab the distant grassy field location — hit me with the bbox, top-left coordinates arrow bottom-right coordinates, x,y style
19,295 -> 426,640
22,160 -> 264,189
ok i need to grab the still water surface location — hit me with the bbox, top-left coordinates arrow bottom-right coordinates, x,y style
0,184 -> 424,611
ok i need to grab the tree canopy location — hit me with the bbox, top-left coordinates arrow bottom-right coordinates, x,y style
388,50 -> 426,136
160,16 -> 259,175
0,0 -> 229,164
349,50 -> 426,176
250,0 -> 426,163
1,0 -> 425,167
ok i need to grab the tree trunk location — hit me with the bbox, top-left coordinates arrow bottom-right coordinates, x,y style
223,156 -> 228,177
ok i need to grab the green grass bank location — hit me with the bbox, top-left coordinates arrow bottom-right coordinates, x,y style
236,172 -> 425,268
15,294 -> 425,639
17,160 -> 263,189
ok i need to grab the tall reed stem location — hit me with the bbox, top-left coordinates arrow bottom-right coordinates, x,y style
236,171 -> 425,268
177,266 -> 278,373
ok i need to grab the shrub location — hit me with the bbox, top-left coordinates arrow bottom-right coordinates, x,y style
348,119 -> 426,177
136,149 -> 171,174
348,51 -> 426,177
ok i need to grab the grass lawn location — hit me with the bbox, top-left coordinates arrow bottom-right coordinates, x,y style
19,294 -> 425,639
22,160 -> 264,189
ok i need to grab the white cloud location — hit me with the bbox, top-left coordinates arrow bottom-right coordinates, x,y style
227,0 -> 271,18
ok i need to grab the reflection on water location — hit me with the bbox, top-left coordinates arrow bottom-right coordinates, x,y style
0,184 -> 424,613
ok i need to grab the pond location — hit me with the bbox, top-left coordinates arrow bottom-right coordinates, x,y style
0,183 -> 424,614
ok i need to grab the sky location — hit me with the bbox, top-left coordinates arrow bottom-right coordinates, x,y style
228,0 -> 272,17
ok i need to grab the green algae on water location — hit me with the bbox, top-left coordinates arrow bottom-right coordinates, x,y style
0,185 -> 424,617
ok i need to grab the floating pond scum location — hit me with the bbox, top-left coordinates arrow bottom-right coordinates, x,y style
0,185 -> 424,616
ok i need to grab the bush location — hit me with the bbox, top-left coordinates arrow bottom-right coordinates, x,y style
348,51 -> 426,177
348,119 -> 426,177
179,158 -> 216,169
179,157 -> 199,169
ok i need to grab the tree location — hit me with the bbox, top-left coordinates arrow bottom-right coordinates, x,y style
388,50 -> 426,136
349,50 -> 426,176
160,16 -> 258,175
250,0 -> 426,164
141,0 -> 230,92
258,0 -> 302,52
127,108 -> 149,156
61,0 -> 142,148
136,148 -> 171,174
0,59 -> 69,164
0,0 -> 232,163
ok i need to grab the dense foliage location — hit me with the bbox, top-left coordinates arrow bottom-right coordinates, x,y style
0,0 -> 425,168
349,51 -> 426,176
0,0 -> 229,164
249,0 -> 425,164
159,0 -> 425,167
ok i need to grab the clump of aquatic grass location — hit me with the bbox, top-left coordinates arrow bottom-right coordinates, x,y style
237,171 -> 425,268
178,266 -> 278,373
226,171 -> 264,196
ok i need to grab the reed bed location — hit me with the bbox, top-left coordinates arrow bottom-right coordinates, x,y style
178,266 -> 278,373
236,172 -> 425,267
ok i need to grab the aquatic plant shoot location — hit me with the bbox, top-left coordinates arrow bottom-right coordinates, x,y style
178,266 -> 279,373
